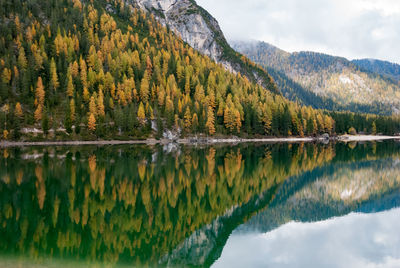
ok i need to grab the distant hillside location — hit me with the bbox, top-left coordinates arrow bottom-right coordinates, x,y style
352,58 -> 400,83
232,41 -> 400,115
240,145 -> 400,233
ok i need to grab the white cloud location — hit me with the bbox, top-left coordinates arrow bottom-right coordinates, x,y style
213,209 -> 400,268
196,0 -> 400,63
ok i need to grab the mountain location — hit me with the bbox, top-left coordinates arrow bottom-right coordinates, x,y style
161,141 -> 400,266
241,157 -> 400,234
130,0 -> 278,93
0,0 -> 344,141
0,0 -> 398,141
352,58 -> 400,83
232,40 -> 400,115
238,141 -> 400,234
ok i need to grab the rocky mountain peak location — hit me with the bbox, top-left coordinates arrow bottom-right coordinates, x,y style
133,0 -> 223,62
129,0 -> 278,93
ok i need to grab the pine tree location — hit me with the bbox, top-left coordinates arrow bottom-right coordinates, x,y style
89,96 -> 97,117
17,47 -> 28,70
34,103 -> 43,122
192,113 -> 199,133
140,72 -> 149,103
262,106 -> 272,135
67,74 -> 74,97
184,107 -> 192,132
371,121 -> 377,135
83,87 -> 90,102
234,109 -> 241,133
88,113 -> 96,132
165,96 -> 174,128
224,106 -> 235,133
42,108 -> 49,135
14,103 -> 23,118
97,89 -> 105,117
137,102 -> 146,126
65,114 -> 72,134
205,106 -> 215,135
49,58 -> 59,92
70,99 -> 76,122
3,130 -> 9,140
35,77 -> 45,106
80,57 -> 88,88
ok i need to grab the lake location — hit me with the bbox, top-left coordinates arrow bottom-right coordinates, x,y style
0,141 -> 399,267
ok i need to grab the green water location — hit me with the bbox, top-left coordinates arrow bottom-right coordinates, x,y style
0,141 -> 399,267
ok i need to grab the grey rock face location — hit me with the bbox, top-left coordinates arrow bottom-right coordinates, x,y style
134,0 -> 223,61
127,0 -> 278,93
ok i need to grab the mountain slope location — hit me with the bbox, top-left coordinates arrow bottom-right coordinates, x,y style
130,0 -> 278,93
1,0 -> 347,141
352,58 -> 400,83
240,145 -> 400,233
232,41 -> 400,115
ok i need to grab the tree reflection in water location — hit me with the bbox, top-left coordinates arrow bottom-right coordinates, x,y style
0,141 -> 398,267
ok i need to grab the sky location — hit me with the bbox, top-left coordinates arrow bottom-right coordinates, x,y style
213,209 -> 400,268
196,0 -> 400,64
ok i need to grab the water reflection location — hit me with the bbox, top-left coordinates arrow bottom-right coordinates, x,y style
0,141 -> 399,267
214,209 -> 400,268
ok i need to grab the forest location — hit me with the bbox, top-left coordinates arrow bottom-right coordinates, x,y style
0,0 -> 399,141
233,41 -> 400,117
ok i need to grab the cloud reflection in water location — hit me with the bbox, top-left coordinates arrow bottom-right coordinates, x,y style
214,209 -> 400,268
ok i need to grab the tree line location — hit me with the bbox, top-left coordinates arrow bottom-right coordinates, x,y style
0,0 -> 398,141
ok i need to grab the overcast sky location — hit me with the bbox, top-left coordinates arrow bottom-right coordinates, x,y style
196,0 -> 400,64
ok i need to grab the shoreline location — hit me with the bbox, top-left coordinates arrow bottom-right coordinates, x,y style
0,135 -> 399,147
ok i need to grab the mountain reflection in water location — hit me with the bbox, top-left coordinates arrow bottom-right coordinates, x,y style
0,141 -> 399,267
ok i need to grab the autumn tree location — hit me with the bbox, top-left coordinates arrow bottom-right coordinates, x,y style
35,77 -> 45,106
184,107 -> 192,132
49,58 -> 59,92
34,77 -> 45,122
140,72 -> 150,103
88,113 -> 96,132
97,89 -> 105,117
14,103 -> 23,118
66,74 -> 74,97
34,105 -> 43,122
138,102 -> 146,126
70,99 -> 76,122
205,106 -> 215,135
89,96 -> 97,117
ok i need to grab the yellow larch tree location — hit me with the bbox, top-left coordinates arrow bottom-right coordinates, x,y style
35,77 -> 45,106
34,104 -> 43,122
192,113 -> 198,132
97,89 -> 105,117
49,58 -> 59,92
14,102 -> 23,118
137,102 -> 146,126
66,74 -> 74,97
234,109 -> 242,133
205,106 -> 215,135
89,95 -> 97,117
140,71 -> 149,103
88,113 -> 96,132
70,99 -> 76,122
184,107 -> 192,132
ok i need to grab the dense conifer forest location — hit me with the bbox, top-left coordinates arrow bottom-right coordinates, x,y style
0,0 -> 399,141
233,41 -> 400,117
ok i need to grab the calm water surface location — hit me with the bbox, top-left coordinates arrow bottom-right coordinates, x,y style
0,141 -> 399,267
